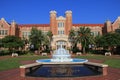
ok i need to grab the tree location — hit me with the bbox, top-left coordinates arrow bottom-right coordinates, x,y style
76,27 -> 94,54
46,31 -> 53,47
29,27 -> 44,52
69,29 -> 77,49
47,31 -> 53,40
94,35 -> 105,48
95,32 -> 120,54
42,34 -> 50,52
46,31 -> 53,50
2,35 -> 24,53
115,29 -> 120,34
0,39 -> 3,48
102,32 -> 120,54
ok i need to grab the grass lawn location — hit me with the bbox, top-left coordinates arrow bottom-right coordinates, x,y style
0,55 -> 49,71
76,55 -> 120,68
0,54 -> 120,71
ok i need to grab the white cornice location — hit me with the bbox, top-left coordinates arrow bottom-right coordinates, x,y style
56,16 -> 66,20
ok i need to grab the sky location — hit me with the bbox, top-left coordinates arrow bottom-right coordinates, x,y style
0,0 -> 120,24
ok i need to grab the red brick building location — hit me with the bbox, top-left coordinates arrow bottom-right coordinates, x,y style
0,10 -> 120,49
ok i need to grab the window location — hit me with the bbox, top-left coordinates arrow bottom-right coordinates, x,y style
92,31 -> 100,36
57,41 -> 66,45
58,30 -> 64,35
4,30 -> 7,35
58,22 -> 64,28
22,32 -> 31,38
0,30 -> 8,35
1,30 -> 4,35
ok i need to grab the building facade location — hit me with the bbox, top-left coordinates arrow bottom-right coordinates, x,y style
0,10 -> 120,49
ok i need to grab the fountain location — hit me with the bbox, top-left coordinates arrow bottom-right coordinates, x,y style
20,44 -> 108,78
36,44 -> 88,63
51,44 -> 72,62
23,44 -> 106,78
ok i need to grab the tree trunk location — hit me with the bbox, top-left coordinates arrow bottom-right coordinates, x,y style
83,47 -> 86,54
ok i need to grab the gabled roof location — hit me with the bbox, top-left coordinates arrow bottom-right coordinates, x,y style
73,24 -> 104,27
18,24 -> 50,27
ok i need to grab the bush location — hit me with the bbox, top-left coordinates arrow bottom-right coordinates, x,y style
88,49 -> 109,55
116,46 -> 120,55
0,50 -> 30,56
0,50 -> 11,56
72,47 -> 81,53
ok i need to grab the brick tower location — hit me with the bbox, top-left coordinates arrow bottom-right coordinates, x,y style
65,10 -> 72,35
103,20 -> 112,34
50,10 -> 57,35
10,20 -> 16,36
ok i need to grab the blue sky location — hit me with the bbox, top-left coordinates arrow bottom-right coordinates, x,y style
0,0 -> 120,24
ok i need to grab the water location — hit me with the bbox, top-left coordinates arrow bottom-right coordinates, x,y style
33,45 -> 93,77
51,45 -> 73,62
36,44 -> 88,63
36,58 -> 88,63
27,64 -> 101,77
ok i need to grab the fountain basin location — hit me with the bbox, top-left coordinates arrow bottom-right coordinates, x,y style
26,64 -> 101,77
36,58 -> 88,63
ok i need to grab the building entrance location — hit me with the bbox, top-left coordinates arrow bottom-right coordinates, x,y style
56,41 -> 67,49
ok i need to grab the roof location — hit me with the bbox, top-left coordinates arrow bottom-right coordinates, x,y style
73,24 -> 104,27
18,23 -> 104,27
18,24 -> 50,27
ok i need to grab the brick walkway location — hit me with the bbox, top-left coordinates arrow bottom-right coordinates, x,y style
0,59 -> 120,80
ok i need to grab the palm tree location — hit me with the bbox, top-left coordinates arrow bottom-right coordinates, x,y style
76,27 -> 94,54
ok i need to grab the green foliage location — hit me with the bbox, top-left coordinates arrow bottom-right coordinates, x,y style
2,35 -> 24,50
47,31 -> 53,41
29,28 -> 53,53
116,46 -> 120,54
115,29 -> 120,34
72,47 -> 81,53
0,39 -> 3,47
69,29 -> 77,47
76,27 -> 94,54
29,27 -> 44,50
95,32 -> 120,54
104,33 -> 120,46
69,27 -> 95,54
97,33 -> 120,47
0,50 -> 11,56
43,31 -> 53,47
